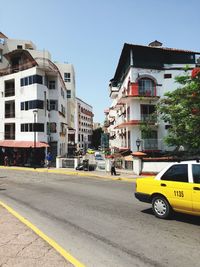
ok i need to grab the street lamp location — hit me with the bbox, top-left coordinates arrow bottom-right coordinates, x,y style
33,110 -> 38,168
136,138 -> 141,151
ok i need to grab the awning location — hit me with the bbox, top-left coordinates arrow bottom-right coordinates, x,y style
0,140 -> 49,148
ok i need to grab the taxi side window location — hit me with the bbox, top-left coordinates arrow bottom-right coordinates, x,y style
192,164 -> 200,183
161,164 -> 188,182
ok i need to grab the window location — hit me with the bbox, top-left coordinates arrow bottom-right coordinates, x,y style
0,49 -> 2,62
21,123 -> 44,132
64,73 -> 71,82
5,79 -> 15,97
17,45 -> 23,49
50,100 -> 58,110
161,164 -> 188,182
49,80 -> 56,89
164,74 -> 172,79
20,75 -> 43,87
21,100 -> 44,110
138,78 -> 154,96
61,88 -> 64,98
50,122 -> 57,133
67,90 -> 71,98
192,165 -> 200,183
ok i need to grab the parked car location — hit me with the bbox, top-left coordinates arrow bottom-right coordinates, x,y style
95,154 -> 103,160
135,160 -> 200,219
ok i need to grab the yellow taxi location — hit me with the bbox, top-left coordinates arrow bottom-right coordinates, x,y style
87,148 -> 95,154
135,160 -> 200,219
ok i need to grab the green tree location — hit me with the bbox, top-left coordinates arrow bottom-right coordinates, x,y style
91,128 -> 103,149
156,68 -> 200,152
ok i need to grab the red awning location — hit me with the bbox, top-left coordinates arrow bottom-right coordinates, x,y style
0,140 -> 49,148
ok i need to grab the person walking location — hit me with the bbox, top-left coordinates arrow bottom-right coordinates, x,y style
111,158 -> 116,175
46,152 -> 53,169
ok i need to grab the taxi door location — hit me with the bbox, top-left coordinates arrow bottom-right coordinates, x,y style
159,164 -> 193,211
191,164 -> 200,213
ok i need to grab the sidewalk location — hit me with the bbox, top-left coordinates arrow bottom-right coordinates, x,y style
0,204 -> 74,267
0,165 -> 150,182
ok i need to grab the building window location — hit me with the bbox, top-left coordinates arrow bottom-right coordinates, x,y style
138,78 -> 155,96
64,73 -> 71,82
20,100 -> 44,110
5,79 -> 15,97
164,74 -> 172,79
67,90 -> 71,98
17,45 -> 23,49
61,88 -> 64,98
49,122 -> 57,133
21,123 -> 44,132
5,101 -> 15,118
21,75 -> 43,87
61,104 -> 65,115
50,100 -> 58,110
0,49 -> 2,62
49,80 -> 56,89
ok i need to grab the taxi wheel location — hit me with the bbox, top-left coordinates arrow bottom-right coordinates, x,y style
152,196 -> 171,219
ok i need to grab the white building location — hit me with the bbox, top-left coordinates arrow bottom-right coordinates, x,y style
55,63 -> 76,156
75,97 -> 93,152
0,32 -> 71,165
106,41 -> 200,154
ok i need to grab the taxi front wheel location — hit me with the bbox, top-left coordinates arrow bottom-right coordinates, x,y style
152,196 -> 171,219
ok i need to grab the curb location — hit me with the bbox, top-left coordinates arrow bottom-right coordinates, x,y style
0,200 -> 86,267
0,166 -> 137,182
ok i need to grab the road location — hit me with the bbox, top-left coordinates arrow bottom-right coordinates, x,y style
0,169 -> 200,267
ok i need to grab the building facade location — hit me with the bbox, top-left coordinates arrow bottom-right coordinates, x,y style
106,41 -> 200,153
0,32 -> 72,165
55,63 -> 76,156
75,97 -> 93,152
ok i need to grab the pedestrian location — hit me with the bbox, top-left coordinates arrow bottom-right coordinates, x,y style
46,152 -> 53,169
4,154 -> 8,167
111,158 -> 116,175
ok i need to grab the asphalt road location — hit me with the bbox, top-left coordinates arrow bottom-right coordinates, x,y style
0,169 -> 200,267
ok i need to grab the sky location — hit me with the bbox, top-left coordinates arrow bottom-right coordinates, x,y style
1,0 -> 200,123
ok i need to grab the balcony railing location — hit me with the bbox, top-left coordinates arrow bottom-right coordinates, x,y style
5,112 -> 15,118
4,132 -> 15,140
141,114 -> 157,122
141,139 -> 162,150
127,83 -> 159,97
5,88 -> 15,97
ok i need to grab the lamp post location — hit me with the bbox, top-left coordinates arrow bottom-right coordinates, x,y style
33,110 -> 38,168
136,138 -> 141,152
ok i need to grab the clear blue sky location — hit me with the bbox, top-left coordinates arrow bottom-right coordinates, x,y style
1,0 -> 200,123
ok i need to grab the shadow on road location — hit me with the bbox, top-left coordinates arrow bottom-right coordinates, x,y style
0,176 -> 7,179
141,208 -> 200,226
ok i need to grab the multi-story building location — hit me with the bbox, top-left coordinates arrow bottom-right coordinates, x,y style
0,32 -> 71,165
106,41 -> 200,153
75,97 -> 93,152
55,63 -> 76,156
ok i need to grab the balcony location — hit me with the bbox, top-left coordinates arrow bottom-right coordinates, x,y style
5,112 -> 15,118
4,132 -> 15,140
141,113 -> 157,123
5,100 -> 15,118
5,123 -> 15,140
141,139 -> 163,151
119,83 -> 160,104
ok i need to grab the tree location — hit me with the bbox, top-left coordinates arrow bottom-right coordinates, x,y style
91,127 -> 103,149
156,68 -> 200,152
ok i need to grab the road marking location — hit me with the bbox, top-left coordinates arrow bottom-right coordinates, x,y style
0,200 -> 86,267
